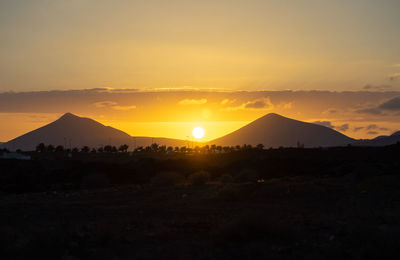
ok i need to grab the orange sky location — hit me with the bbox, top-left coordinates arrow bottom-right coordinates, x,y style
1,1 -> 400,92
1,89 -> 400,142
1,1 -> 400,142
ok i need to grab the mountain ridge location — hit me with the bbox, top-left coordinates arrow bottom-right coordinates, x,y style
2,112 -> 400,151
0,113 -> 188,151
209,113 -> 355,148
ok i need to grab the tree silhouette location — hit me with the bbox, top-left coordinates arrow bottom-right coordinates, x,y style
134,146 -> 143,152
81,146 -> 90,153
47,144 -> 55,152
36,143 -> 46,153
223,146 -> 231,153
159,145 -> 166,153
119,144 -> 129,153
210,145 -> 216,153
151,143 -> 159,152
55,145 -> 64,152
104,145 -> 112,153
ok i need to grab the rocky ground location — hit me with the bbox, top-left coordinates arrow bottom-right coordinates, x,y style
1,172 -> 400,259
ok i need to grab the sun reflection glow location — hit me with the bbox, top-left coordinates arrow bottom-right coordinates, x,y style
192,127 -> 205,139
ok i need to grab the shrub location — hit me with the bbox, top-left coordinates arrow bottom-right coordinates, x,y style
188,170 -> 210,186
150,171 -> 184,186
235,168 -> 259,183
216,212 -> 294,243
220,174 -> 234,184
217,183 -> 242,201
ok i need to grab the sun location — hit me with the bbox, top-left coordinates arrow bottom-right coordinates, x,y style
192,126 -> 205,139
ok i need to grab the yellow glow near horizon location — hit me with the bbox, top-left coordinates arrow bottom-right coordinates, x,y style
192,127 -> 205,139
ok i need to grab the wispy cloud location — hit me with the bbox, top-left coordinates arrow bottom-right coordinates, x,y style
379,96 -> 400,110
94,101 -> 118,108
356,107 -> 384,115
336,124 -> 349,132
388,73 -> 400,81
94,101 -> 136,111
354,126 -> 364,132
178,98 -> 207,105
313,121 -> 349,132
220,99 -> 236,105
313,121 -> 334,129
222,97 -> 274,111
363,84 -> 392,91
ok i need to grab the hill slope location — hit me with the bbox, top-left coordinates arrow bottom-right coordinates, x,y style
209,113 -> 355,148
1,113 -> 187,151
356,131 -> 400,146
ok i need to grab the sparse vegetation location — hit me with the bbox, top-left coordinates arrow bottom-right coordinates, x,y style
150,171 -> 185,186
188,170 -> 210,186
1,145 -> 400,259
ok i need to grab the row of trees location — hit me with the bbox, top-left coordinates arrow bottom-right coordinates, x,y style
34,142 -> 269,154
35,143 -> 129,154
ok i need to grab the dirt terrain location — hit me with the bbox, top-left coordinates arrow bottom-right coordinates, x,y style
1,147 -> 400,259
1,175 -> 400,259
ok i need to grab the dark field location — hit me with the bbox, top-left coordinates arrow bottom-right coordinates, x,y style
1,146 -> 400,259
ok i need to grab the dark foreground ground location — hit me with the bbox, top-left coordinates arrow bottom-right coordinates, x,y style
1,146 -> 400,259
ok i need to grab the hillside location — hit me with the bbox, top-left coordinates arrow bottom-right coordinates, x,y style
1,113 -> 188,151
210,113 -> 355,148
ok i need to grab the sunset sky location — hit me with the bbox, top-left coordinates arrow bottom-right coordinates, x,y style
1,1 -> 400,142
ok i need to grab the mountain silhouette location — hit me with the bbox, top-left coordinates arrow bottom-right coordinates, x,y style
209,113 -> 355,148
355,130 -> 400,146
1,113 -> 188,151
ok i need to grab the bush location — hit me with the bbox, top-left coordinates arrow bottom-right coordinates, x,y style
188,170 -> 210,186
216,212 -> 294,243
235,168 -> 259,183
217,183 -> 242,201
150,171 -> 185,186
220,174 -> 234,184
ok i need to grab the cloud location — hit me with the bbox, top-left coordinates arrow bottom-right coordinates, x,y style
379,96 -> 400,110
94,101 -> 136,111
356,107 -> 383,115
112,105 -> 137,111
363,84 -> 392,91
223,97 -> 274,111
312,121 -> 349,131
313,121 -> 334,129
245,100 -> 267,109
367,131 -> 379,135
356,96 -> 400,115
388,73 -> 400,81
364,124 -> 388,131
278,102 -> 292,109
94,101 -> 118,108
336,124 -> 349,132
178,98 -> 207,105
366,124 -> 378,130
220,99 -> 236,105
354,126 -> 364,132
322,108 -> 339,115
